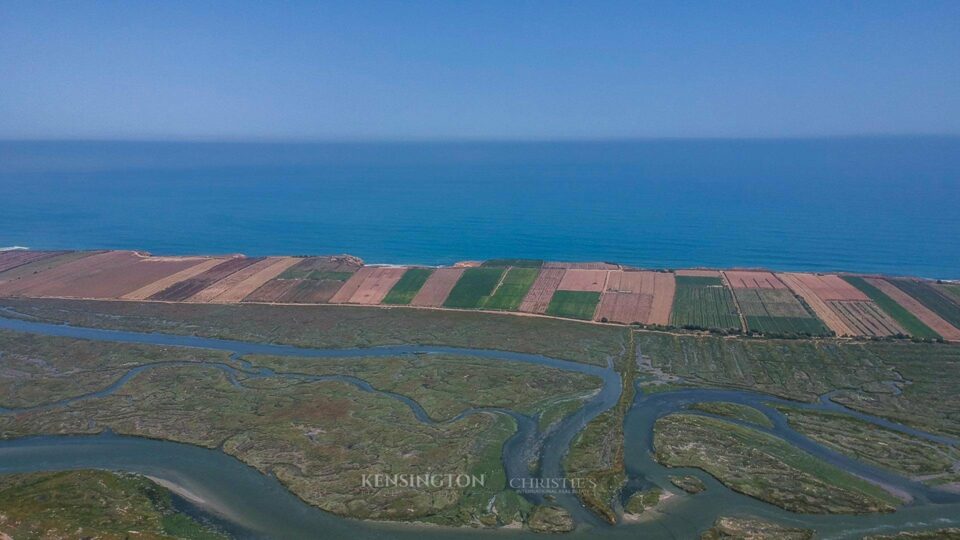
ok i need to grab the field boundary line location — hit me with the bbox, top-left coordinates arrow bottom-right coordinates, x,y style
720,271 -> 748,333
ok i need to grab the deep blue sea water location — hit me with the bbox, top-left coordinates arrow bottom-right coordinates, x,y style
1,138 -> 958,278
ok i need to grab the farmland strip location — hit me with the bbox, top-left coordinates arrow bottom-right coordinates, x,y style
329,267 -> 375,303
889,279 -> 960,329
865,278 -> 958,340
187,258 -> 286,303
347,267 -> 408,305
148,257 -> 261,302
209,257 -> 302,304
519,268 -> 565,314
779,273 -> 855,337
120,259 -> 223,300
410,268 -> 465,307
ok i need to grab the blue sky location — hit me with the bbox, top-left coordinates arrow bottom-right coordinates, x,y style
1,1 -> 958,139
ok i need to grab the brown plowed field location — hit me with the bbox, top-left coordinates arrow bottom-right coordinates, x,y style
778,273 -> 855,336
544,261 -> 619,270
649,272 -> 676,325
596,292 -> 652,324
723,270 -> 788,290
346,267 -> 408,305
0,251 -> 207,299
0,251 -> 126,296
0,251 -> 99,288
187,257 -> 298,303
121,258 -> 226,300
149,257 -> 261,302
865,278 -> 960,341
0,251 -> 67,273
557,269 -> 609,292
596,271 -> 675,324
241,279 -> 302,303
605,270 -> 653,293
828,300 -> 905,337
780,273 -> 868,301
410,268 -> 464,307
675,269 -> 721,278
329,267 -> 375,303
518,268 -> 565,313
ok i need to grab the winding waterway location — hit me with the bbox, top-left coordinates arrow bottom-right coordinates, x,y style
0,315 -> 958,539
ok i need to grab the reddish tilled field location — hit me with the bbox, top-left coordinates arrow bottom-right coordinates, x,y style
596,271 -> 675,324
544,261 -> 619,270
596,292 -> 652,324
518,268 -> 565,314
345,267 -> 408,305
410,268 -> 465,307
781,273 -> 868,301
557,269 -> 609,292
723,270 -> 788,290
778,273 -> 855,336
0,251 -> 208,299
329,267 -> 376,303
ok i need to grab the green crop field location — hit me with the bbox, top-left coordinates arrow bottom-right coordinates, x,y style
382,268 -> 433,305
546,290 -> 601,320
443,267 -> 506,309
889,279 -> 960,329
669,276 -> 741,331
843,277 -> 940,340
482,267 -> 539,311
481,259 -> 543,268
735,288 -> 829,336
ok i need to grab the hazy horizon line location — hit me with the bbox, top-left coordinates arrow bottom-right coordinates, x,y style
2,133 -> 959,145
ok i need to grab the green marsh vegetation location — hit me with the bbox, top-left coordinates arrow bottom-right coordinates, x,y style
654,414 -> 900,513
0,298 -> 625,366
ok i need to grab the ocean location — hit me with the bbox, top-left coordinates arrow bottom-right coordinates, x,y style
1,138 -> 958,278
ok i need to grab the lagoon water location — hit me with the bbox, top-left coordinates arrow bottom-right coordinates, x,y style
1,138 -> 958,278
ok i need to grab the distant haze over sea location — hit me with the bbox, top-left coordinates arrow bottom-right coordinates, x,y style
2,138 -> 958,279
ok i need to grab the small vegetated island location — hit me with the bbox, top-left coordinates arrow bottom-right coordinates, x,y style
1,249 -> 959,539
